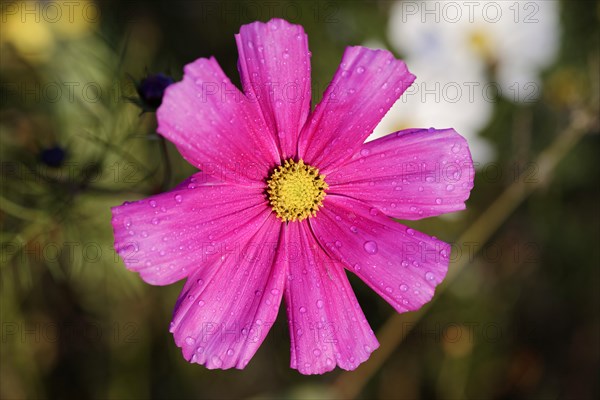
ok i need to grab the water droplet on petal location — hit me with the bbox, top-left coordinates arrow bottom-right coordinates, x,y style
299,306 -> 307,313
316,299 -> 324,309
446,184 -> 455,191
174,194 -> 183,203
400,284 -> 408,292
425,271 -> 436,281
363,241 -> 378,254
313,348 -> 321,356
356,66 -> 365,74
212,356 -> 223,367
360,148 -> 370,156
226,348 -> 234,356
185,336 -> 195,345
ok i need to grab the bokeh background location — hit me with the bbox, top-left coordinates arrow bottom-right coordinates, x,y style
1,0 -> 598,399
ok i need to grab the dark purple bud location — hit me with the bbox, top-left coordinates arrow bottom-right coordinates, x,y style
137,73 -> 174,111
39,146 -> 66,168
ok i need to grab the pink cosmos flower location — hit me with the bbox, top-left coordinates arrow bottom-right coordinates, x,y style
111,18 -> 474,375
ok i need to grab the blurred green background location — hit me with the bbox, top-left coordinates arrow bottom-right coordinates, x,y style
1,1 -> 598,399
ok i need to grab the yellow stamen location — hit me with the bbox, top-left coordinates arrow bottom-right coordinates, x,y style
267,159 -> 328,222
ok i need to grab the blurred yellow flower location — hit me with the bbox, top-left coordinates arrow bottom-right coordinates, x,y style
1,0 -> 98,63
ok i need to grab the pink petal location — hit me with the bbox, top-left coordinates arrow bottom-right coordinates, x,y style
156,57 -> 279,185
283,221 -> 379,374
235,19 -> 311,159
298,46 -> 415,172
327,128 -> 474,220
170,215 -> 285,370
111,172 -> 270,285
310,195 -> 450,314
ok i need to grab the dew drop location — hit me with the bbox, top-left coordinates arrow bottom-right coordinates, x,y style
360,148 -> 370,156
174,194 -> 183,203
400,284 -> 409,292
363,241 -> 378,254
446,184 -> 455,191
185,336 -> 195,345
211,356 -> 223,367
435,198 -> 443,204
226,348 -> 234,356
149,200 -> 157,208
369,208 -> 378,216
299,306 -> 307,313
350,225 -> 358,233
451,144 -> 460,153
313,349 -> 321,356
316,299 -> 324,309
356,66 -> 365,74
425,271 -> 436,281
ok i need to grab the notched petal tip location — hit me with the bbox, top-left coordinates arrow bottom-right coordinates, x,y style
237,17 -> 305,35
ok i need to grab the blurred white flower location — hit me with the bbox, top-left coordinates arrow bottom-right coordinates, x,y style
371,1 -> 560,165
368,56 -> 495,165
388,0 -> 560,102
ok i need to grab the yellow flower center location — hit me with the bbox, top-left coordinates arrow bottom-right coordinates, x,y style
267,159 -> 328,222
468,29 -> 494,61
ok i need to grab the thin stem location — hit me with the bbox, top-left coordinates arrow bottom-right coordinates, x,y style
158,134 -> 172,190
